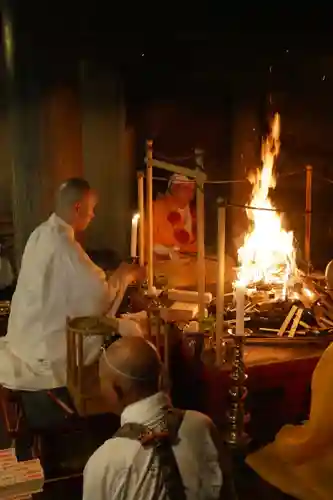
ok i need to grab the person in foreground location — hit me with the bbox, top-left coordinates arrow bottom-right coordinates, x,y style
0,178 -> 143,391
83,336 -> 236,500
246,341 -> 333,500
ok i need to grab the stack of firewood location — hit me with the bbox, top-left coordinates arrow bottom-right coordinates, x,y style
222,272 -> 333,339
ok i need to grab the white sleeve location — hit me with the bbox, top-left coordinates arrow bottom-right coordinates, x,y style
83,454 -> 127,500
61,239 -> 110,318
117,318 -> 144,337
105,265 -> 132,316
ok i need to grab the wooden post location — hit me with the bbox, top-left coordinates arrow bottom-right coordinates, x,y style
305,165 -> 312,274
2,4 -> 43,269
195,149 -> 206,323
216,199 -> 226,366
146,140 -> 154,294
137,172 -> 145,266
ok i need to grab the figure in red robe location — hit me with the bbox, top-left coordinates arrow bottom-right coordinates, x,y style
153,174 -> 196,259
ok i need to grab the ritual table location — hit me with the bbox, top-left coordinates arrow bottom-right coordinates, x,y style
154,253 -> 235,289
204,344 -> 325,442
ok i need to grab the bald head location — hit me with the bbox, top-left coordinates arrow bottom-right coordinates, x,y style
55,178 -> 97,232
99,337 -> 163,413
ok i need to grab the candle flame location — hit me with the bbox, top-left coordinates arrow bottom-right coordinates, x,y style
132,213 -> 140,223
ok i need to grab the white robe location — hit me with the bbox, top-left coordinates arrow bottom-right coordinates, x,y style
83,392 -> 223,500
0,213 -> 141,391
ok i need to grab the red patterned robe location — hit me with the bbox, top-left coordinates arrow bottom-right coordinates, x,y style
152,195 -> 197,255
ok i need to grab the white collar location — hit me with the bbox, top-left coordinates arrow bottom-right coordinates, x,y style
121,392 -> 171,427
49,213 -> 75,240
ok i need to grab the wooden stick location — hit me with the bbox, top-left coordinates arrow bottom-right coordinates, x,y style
145,158 -> 207,182
137,172 -> 145,266
278,305 -> 297,336
288,308 -> 303,337
216,199 -> 226,366
146,140 -> 154,294
305,165 -> 312,274
195,150 -> 206,323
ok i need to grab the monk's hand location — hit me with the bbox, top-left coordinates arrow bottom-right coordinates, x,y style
119,262 -> 146,284
129,264 -> 146,283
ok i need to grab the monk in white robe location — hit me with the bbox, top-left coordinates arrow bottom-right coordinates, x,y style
0,178 -> 144,391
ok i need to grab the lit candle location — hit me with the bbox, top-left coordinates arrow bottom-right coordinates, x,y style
235,282 -> 245,335
130,213 -> 140,258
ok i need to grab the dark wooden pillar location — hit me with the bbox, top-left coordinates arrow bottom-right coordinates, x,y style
41,87 -> 83,216
81,63 -> 133,258
2,1 -> 44,267
2,1 -> 83,267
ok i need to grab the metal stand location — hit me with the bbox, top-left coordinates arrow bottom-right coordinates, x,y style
146,294 -> 164,355
225,329 -> 250,449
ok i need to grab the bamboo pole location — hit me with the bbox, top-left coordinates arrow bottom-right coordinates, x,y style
146,140 -> 154,294
305,165 -> 312,274
195,149 -> 206,323
137,172 -> 145,266
147,158 -> 207,183
216,199 -> 226,366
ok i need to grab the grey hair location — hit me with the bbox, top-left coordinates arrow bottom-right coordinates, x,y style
55,177 -> 91,212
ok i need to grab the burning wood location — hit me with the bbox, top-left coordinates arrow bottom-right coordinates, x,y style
229,111 -> 333,341
221,274 -> 333,340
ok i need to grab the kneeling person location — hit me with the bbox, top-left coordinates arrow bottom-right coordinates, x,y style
83,336 -> 234,500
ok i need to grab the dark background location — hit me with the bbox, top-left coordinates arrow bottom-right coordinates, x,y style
1,1 -> 333,268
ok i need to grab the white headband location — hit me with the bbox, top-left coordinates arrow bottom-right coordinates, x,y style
168,174 -> 195,189
101,347 -> 159,382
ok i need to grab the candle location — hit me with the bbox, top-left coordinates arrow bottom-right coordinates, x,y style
130,213 -> 140,258
146,140 -> 154,294
235,282 -> 245,336
137,173 -> 145,266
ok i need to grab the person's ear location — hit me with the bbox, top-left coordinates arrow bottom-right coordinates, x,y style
74,202 -> 81,213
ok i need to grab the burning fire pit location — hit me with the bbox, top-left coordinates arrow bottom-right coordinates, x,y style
237,113 -> 295,294
229,114 -> 332,344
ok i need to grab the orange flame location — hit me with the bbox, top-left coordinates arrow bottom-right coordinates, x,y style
237,113 -> 295,290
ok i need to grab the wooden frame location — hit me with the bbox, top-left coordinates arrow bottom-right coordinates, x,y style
66,316 -> 118,417
141,141 -> 208,321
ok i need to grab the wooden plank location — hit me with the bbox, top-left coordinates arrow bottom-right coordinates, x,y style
288,308 -> 303,338
277,305 -> 297,336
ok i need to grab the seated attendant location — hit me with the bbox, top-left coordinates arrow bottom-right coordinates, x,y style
153,174 -> 196,259
83,336 -> 235,500
247,342 -> 333,499
0,178 -> 143,391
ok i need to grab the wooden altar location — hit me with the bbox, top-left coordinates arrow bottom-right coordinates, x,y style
66,315 -> 325,440
204,343 -> 324,440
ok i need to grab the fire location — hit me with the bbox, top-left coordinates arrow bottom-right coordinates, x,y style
237,113 -> 295,290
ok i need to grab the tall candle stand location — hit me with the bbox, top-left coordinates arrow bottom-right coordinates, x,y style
225,328 -> 250,449
146,293 -> 164,355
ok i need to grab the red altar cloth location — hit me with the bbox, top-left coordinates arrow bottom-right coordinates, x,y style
202,345 -> 324,439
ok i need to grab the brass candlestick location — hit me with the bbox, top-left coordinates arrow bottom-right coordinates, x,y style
225,328 -> 250,449
146,293 -> 164,355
